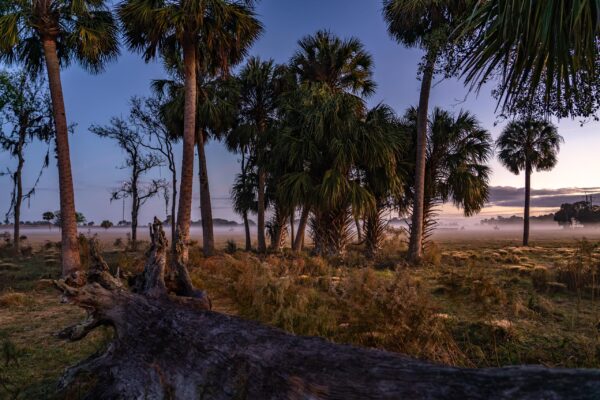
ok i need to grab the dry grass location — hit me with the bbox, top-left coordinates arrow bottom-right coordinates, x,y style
0,291 -> 28,308
3,237 -> 600,396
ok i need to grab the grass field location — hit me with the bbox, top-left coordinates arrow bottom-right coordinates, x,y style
1,232 -> 600,398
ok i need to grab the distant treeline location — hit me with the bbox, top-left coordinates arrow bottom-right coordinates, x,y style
554,201 -> 600,226
481,214 -> 555,225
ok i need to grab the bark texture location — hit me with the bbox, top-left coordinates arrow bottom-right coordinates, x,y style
408,51 -> 436,263
523,161 -> 531,246
42,38 -> 81,276
292,206 -> 309,252
196,131 -> 215,256
55,227 -> 600,399
176,40 -> 198,264
257,166 -> 267,253
243,211 -> 251,251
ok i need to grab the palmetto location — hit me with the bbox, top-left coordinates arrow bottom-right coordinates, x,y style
0,0 -> 119,276
496,119 -> 563,246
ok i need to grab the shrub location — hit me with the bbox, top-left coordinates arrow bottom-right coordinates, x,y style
530,267 -> 549,291
225,239 -> 237,254
555,239 -> 600,296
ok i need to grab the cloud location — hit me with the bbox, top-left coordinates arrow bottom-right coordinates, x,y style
488,186 -> 600,208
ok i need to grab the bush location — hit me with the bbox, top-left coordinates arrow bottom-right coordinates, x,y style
225,239 -> 237,254
555,239 -> 600,296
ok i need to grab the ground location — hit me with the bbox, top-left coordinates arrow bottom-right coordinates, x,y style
1,227 -> 600,398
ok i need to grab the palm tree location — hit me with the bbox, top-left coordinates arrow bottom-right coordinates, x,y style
383,0 -> 471,262
233,57 -> 286,253
290,29 -> 375,97
0,0 -> 119,277
277,84 -> 388,256
230,158 -> 257,251
284,30 -> 376,252
118,0 -> 262,261
496,119 -> 562,246
401,107 -> 492,245
357,104 -> 407,258
460,1 -> 600,119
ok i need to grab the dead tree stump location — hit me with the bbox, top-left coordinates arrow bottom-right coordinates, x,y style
54,220 -> 600,399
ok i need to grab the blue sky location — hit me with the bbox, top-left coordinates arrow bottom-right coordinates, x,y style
1,0 -> 599,224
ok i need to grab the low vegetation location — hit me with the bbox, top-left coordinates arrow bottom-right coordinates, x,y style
2,235 -> 600,397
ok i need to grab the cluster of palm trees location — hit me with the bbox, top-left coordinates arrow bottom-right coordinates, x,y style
0,0 -> 594,276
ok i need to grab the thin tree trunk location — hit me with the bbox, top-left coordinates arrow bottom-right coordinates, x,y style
13,133 -> 24,254
42,38 -> 81,277
290,210 -> 295,248
243,211 -> 251,251
176,40 -> 198,264
171,170 -> 177,255
293,206 -> 309,252
354,214 -> 362,242
523,161 -> 531,246
408,51 -> 437,263
257,166 -> 267,253
270,211 -> 287,252
196,130 -> 214,256
131,199 -> 138,251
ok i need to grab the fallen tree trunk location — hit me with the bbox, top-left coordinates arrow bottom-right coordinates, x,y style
55,220 -> 600,399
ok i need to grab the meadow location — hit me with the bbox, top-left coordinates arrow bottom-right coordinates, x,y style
2,228 -> 600,398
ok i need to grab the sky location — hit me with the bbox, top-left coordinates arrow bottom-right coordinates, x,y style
0,0 -> 599,225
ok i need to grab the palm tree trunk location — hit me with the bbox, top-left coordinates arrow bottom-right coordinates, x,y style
42,38 -> 81,277
523,161 -> 531,246
257,166 -> 267,253
270,211 -> 287,252
408,50 -> 437,263
354,214 -> 362,241
176,40 -> 198,264
290,210 -> 295,247
196,130 -> 214,256
170,170 -> 177,255
293,206 -> 309,252
243,211 -> 251,251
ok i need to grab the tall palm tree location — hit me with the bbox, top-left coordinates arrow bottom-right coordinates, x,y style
460,1 -> 600,119
383,0 -> 471,262
234,57 -> 286,253
118,0 -> 262,261
496,119 -> 562,246
401,107 -> 492,245
0,0 -> 119,277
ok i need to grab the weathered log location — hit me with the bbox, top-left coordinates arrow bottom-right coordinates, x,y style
55,222 -> 600,399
